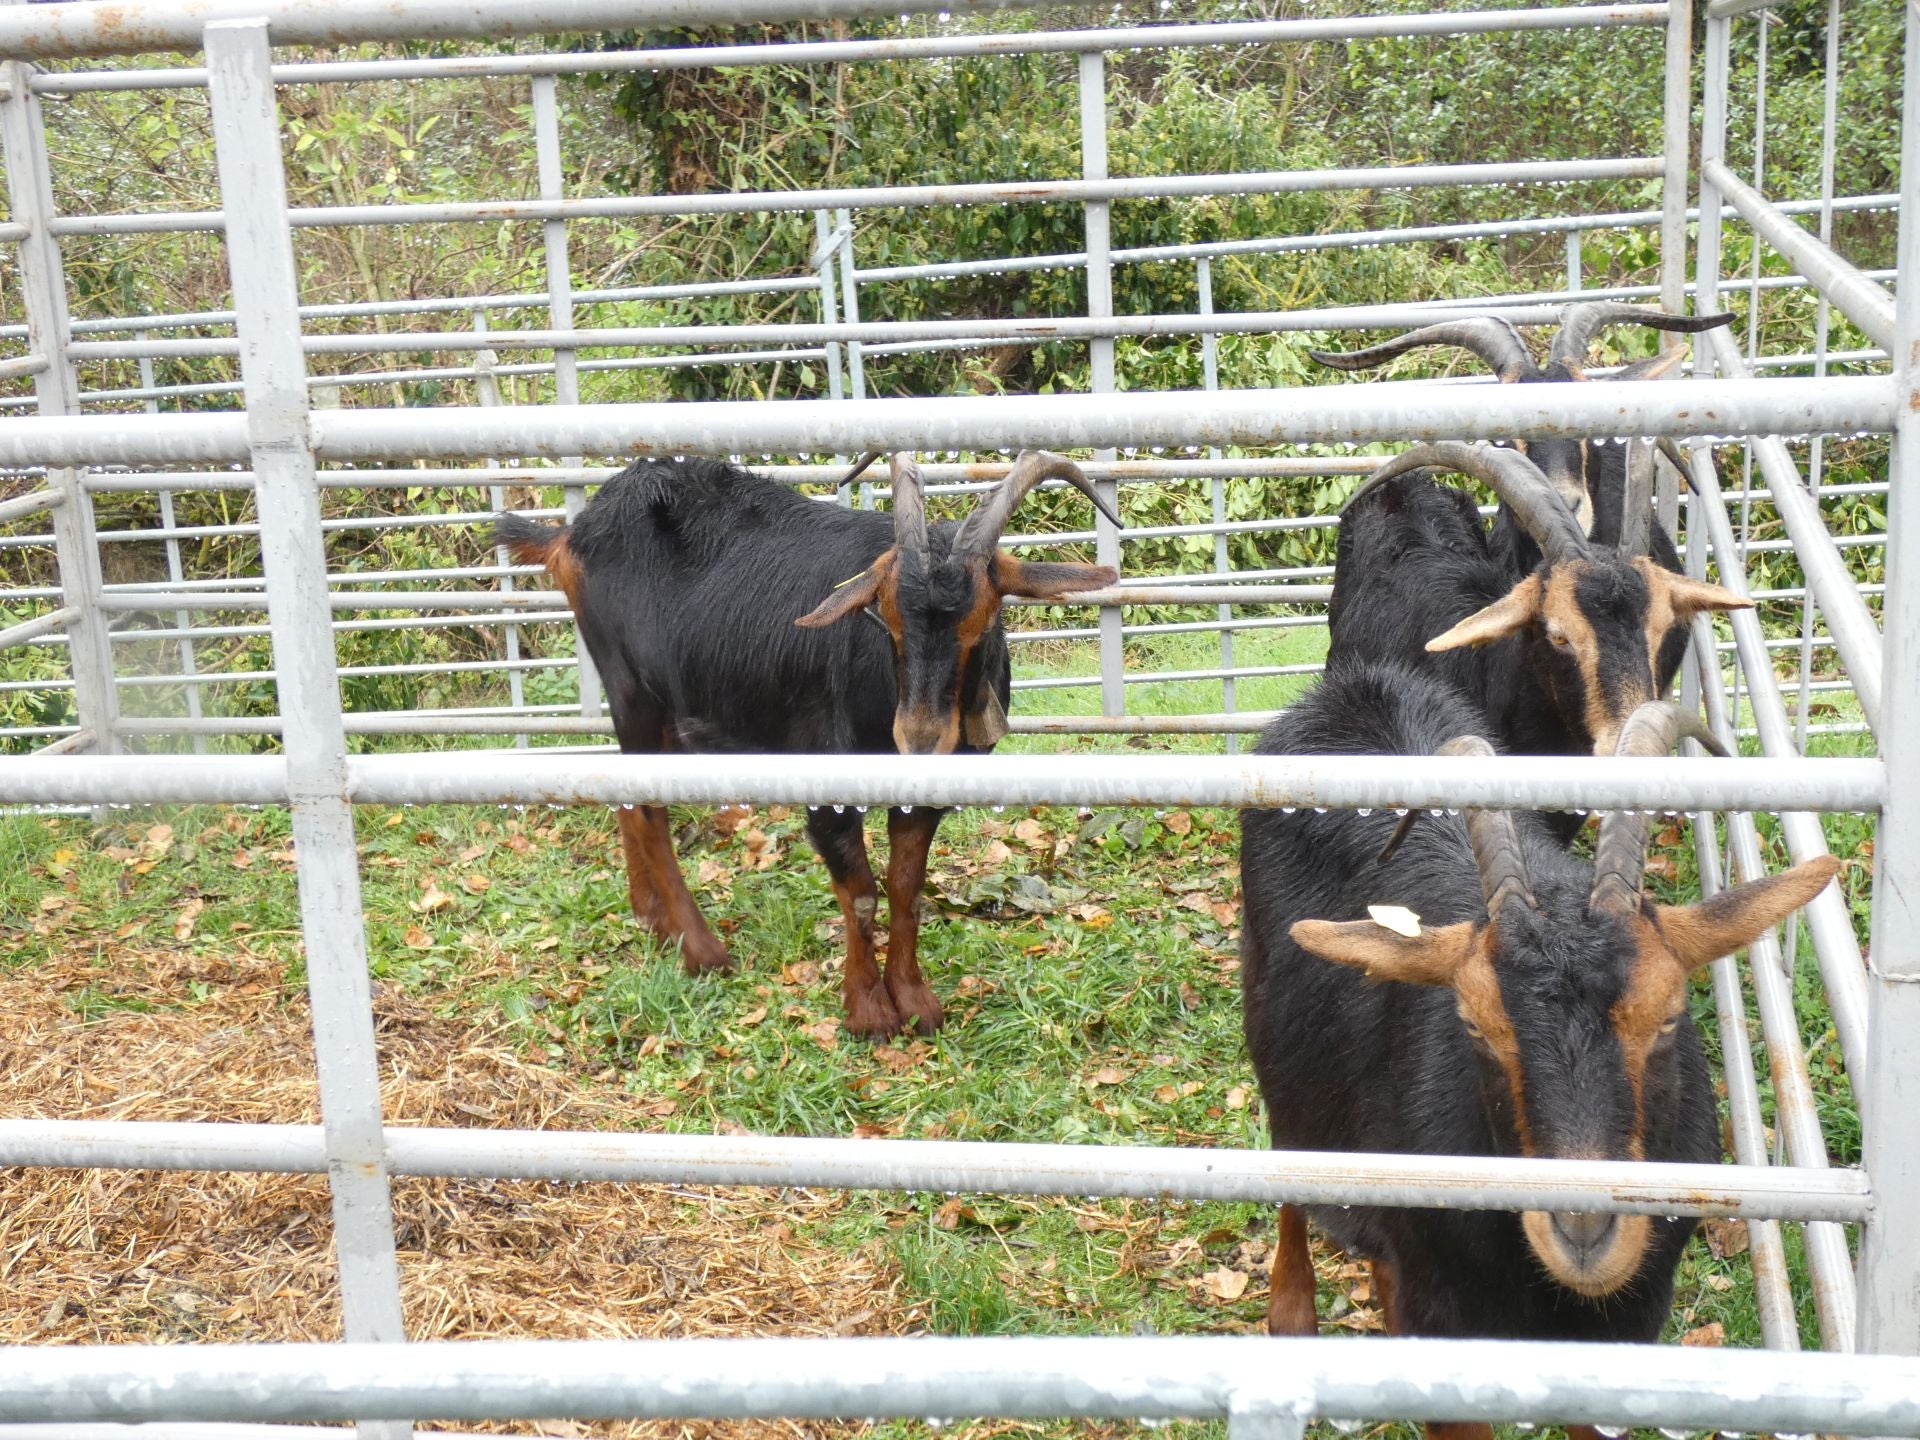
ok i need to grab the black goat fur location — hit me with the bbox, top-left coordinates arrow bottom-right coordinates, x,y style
1240,659 -> 1718,1340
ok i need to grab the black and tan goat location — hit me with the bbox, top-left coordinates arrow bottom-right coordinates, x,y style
1241,659 -> 1838,1437
1327,441 -> 1748,765
1310,301 -> 1733,571
495,451 -> 1116,1037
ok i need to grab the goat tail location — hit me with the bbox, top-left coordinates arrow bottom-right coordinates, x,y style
492,512 -> 571,571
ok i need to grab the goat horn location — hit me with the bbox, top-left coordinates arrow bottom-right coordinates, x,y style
1308,316 -> 1537,383
841,448 -> 886,487
953,449 -> 1120,557
1340,442 -> 1589,564
1437,736 -> 1537,918
1617,439 -> 1656,559
1549,302 -> 1737,373
1588,702 -> 1729,915
1656,437 -> 1697,492
889,453 -> 929,557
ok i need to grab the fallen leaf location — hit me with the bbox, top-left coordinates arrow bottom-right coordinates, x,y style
644,1099 -> 678,1117
933,1197 -> 973,1230
1178,981 -> 1202,1010
459,873 -> 491,895
1091,1066 -> 1129,1086
1163,811 -> 1193,836
1681,1322 -> 1725,1347
1226,1085 -> 1250,1111
403,924 -> 433,950
781,961 -> 821,987
696,857 -> 731,886
982,839 -> 1014,866
1202,1267 -> 1249,1302
112,921 -> 145,941
1013,818 -> 1047,846
532,936 -> 560,952
712,805 -> 753,837
738,1005 -> 768,1027
852,1120 -> 899,1138
1153,1084 -> 1180,1104
457,843 -> 486,863
145,823 -> 174,849
1702,1218 -> 1750,1259
410,883 -> 456,914
806,1018 -> 841,1049
172,897 -> 204,941
230,849 -> 253,871
1178,891 -> 1214,915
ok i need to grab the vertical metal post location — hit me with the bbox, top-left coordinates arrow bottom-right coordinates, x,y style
1657,0 -> 1695,544
1196,258 -> 1235,755
1855,0 -> 1920,1359
1079,51 -> 1122,719
1563,231 -> 1581,295
835,206 -> 865,403
204,24 -> 410,1436
0,28 -> 120,757
530,73 -> 600,719
809,209 -> 852,506
474,313 -> 527,747
137,337 -> 207,754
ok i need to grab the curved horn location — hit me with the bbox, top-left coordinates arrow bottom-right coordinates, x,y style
1438,736 -> 1536,918
840,447 -> 886,488
1308,317 -> 1537,383
952,449 -> 1121,557
1588,702 -> 1729,915
1340,442 -> 1590,563
1617,439 -> 1656,559
890,453 -> 929,557
1549,302 -> 1737,373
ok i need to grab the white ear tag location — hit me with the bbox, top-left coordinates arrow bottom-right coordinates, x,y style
1367,904 -> 1422,938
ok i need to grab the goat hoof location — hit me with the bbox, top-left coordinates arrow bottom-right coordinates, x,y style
845,983 -> 904,1038
886,979 -> 945,1034
678,938 -> 736,975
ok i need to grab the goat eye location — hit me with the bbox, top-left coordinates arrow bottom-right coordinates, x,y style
1547,630 -> 1572,648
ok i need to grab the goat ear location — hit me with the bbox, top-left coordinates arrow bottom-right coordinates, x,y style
1645,563 -> 1753,618
1426,574 -> 1543,652
1656,855 -> 1843,971
964,685 -> 1010,748
795,559 -> 889,629
996,557 -> 1117,600
1289,917 -> 1477,987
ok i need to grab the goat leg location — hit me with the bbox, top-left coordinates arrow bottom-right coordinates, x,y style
808,807 -> 901,1037
1265,1204 -> 1318,1336
881,805 -> 947,1035
615,805 -> 672,936
625,804 -> 735,974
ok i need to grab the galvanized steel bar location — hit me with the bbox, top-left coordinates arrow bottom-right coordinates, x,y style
1,34 -> 121,759
1856,0 -> 1920,1359
21,5 -> 1673,83
1703,157 -> 1897,351
0,605 -> 77,650
4,1335 -> 1920,1432
45,156 -> 1664,237
1078,51 -> 1124,721
0,1119 -> 1873,1219
0,487 -> 62,524
203,21 -> 410,1421
0,751 -> 1885,811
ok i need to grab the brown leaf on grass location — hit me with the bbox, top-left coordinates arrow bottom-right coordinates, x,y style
981,839 -> 1014,867
1162,811 -> 1193,837
410,883 -> 456,914
805,1018 -> 841,1049
1012,819 -> 1047,847
1702,1218 -> 1750,1259
643,1099 -> 677,1118
1225,1085 -> 1250,1111
1091,1066 -> 1129,1086
1153,1084 -> 1180,1104
459,873 -> 491,896
851,1120 -> 899,1138
457,843 -> 486,863
1178,891 -> 1215,915
711,805 -> 753,838
696,858 -> 731,887
1680,1322 -> 1725,1347
737,1005 -> 768,1027
229,849 -> 253,871
780,961 -> 820,988
172,898 -> 205,942
933,1197 -> 973,1231
1201,1267 -> 1249,1302
402,925 -> 434,950
1178,981 -> 1202,1011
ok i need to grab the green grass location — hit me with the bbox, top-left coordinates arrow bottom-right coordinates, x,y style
0,626 -> 1870,1439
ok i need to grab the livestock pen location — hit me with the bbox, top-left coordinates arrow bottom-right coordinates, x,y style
0,0 -> 1915,1434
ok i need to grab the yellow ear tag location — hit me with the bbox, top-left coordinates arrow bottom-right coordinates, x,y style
832,569 -> 871,590
1367,904 -> 1422,938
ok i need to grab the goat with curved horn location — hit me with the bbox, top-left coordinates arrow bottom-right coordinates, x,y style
1307,316 -> 1536,382
1588,702 -> 1732,916
888,452 -> 929,557
1446,735 -> 1537,915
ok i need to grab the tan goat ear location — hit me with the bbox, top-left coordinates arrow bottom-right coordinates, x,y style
796,556 -> 890,629
997,557 -> 1117,600
1427,574 -> 1544,652
963,685 -> 1011,748
1647,563 -> 1753,619
1289,917 -> 1478,987
1656,856 -> 1843,970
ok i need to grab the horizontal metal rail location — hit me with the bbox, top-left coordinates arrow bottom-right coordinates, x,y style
0,606 -> 76,650
28,4 -> 1671,90
0,380 -> 1886,468
0,487 -> 62,524
5,1335 -> 1920,1433
0,752 -> 1886,812
0,1121 -> 1872,1220
44,157 -> 1662,237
